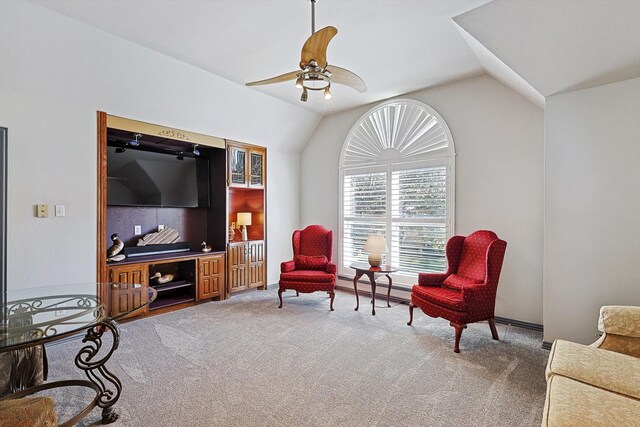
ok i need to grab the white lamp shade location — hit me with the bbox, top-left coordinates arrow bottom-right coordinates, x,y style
237,212 -> 252,226
364,235 -> 388,253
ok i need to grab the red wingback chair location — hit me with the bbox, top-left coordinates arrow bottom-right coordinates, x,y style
279,225 -> 337,311
407,230 -> 507,353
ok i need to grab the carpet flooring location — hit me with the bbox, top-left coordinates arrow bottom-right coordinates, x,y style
45,289 -> 549,426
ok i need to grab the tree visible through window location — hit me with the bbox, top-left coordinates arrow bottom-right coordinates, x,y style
339,100 -> 455,286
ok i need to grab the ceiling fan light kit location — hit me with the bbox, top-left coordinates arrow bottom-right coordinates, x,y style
245,0 -> 366,102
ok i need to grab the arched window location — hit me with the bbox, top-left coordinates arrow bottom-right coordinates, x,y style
339,99 -> 455,285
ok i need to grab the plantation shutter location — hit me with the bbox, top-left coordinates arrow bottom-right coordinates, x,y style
391,166 -> 447,274
339,100 -> 455,286
342,171 -> 387,266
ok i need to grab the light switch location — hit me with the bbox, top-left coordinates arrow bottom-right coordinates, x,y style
134,225 -> 142,235
55,205 -> 65,217
36,204 -> 48,218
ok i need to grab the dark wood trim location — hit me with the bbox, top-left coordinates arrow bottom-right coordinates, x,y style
542,341 -> 552,350
97,112 -> 108,295
0,128 -> 7,310
263,147 -> 267,291
494,316 -> 543,332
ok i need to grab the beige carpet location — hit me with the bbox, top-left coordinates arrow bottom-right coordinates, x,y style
45,289 -> 548,426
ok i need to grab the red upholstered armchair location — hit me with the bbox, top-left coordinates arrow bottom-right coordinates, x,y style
279,225 -> 337,311
408,230 -> 507,353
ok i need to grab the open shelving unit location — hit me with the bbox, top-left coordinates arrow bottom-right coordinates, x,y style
148,260 -> 197,311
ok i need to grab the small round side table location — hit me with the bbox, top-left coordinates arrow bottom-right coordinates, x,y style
349,263 -> 399,315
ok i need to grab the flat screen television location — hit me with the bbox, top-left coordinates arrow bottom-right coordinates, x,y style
107,146 -> 209,207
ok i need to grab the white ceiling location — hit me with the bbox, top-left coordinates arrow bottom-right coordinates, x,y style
27,0 -> 640,115
29,0 -> 491,115
454,0 -> 640,97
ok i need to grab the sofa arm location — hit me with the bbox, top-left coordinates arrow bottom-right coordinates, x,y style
598,306 -> 640,338
593,306 -> 640,357
281,260 -> 295,273
418,273 -> 448,286
326,262 -> 337,274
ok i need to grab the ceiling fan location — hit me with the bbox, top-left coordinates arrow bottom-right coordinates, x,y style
245,0 -> 366,102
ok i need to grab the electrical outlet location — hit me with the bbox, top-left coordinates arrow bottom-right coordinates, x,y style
134,225 -> 142,235
55,205 -> 65,217
55,309 -> 65,316
158,224 -> 165,231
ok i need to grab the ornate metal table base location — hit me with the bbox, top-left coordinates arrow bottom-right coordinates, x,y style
0,319 -> 122,426
75,319 -> 122,424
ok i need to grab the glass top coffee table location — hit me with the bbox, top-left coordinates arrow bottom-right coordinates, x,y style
350,263 -> 399,315
0,283 -> 156,426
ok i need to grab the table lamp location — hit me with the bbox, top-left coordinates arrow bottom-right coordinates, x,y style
237,212 -> 252,241
364,235 -> 388,267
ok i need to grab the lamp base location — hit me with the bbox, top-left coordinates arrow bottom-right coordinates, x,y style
368,253 -> 382,268
241,226 -> 248,241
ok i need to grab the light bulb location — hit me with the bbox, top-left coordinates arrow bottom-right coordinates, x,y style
295,76 -> 303,89
324,87 -> 332,100
300,87 -> 308,102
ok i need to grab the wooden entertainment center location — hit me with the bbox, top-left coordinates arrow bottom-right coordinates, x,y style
97,113 -> 267,319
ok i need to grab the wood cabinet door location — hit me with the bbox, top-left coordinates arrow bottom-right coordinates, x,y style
248,148 -> 265,188
228,144 -> 248,188
248,240 -> 265,289
227,243 -> 248,293
198,254 -> 225,300
109,264 -> 148,318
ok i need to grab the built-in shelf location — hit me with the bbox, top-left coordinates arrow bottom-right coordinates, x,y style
149,294 -> 195,310
151,280 -> 195,293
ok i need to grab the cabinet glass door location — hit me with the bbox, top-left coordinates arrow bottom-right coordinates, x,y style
250,151 -> 264,187
230,147 -> 247,186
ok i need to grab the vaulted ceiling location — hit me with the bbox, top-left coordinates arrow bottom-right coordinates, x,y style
29,0 -> 640,116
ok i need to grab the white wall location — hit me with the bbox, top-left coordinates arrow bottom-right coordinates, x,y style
301,75 -> 544,324
544,77 -> 640,344
0,1 -> 320,289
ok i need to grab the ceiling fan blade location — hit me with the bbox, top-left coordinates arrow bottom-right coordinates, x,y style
300,26 -> 338,69
326,65 -> 367,93
246,70 -> 299,86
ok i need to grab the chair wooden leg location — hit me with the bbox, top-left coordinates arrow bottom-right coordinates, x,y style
488,318 -> 499,340
296,291 -> 299,297
329,291 -> 335,311
407,303 -> 415,326
450,322 -> 467,353
278,288 -> 284,308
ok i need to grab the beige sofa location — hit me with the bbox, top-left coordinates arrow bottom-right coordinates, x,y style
542,306 -> 640,426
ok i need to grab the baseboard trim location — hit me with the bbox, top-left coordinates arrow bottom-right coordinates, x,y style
274,281 -> 545,335
336,282 -> 543,333
494,316 -> 543,332
542,341 -> 553,350
335,282 -> 410,305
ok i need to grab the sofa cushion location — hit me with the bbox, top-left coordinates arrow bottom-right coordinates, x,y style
411,285 -> 467,311
294,255 -> 328,271
542,375 -> 640,427
280,270 -> 335,283
442,274 -> 483,291
546,339 -> 640,400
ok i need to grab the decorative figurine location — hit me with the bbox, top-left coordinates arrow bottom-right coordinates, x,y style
107,254 -> 125,263
107,233 -> 124,258
201,241 -> 212,253
151,272 -> 174,284
137,227 -> 180,246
